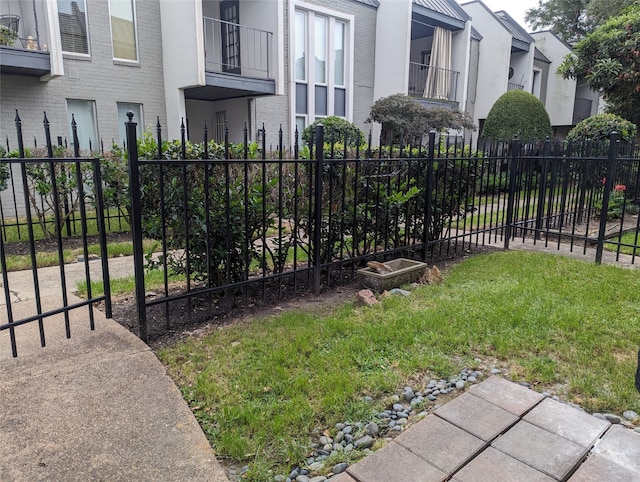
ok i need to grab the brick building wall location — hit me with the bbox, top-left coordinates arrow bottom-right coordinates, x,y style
1,0 -> 167,151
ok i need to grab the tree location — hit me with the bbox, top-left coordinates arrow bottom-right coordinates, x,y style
566,114 -> 637,142
524,0 -> 637,44
482,90 -> 552,142
525,0 -> 589,44
558,6 -> 640,127
367,94 -> 474,143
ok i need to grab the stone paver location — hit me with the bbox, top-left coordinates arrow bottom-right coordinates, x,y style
434,392 -> 519,441
524,398 -> 610,447
336,377 -> 640,482
452,447 -> 555,482
492,421 -> 590,480
468,375 -> 544,416
592,424 -> 640,474
568,454 -> 640,481
346,441 -> 447,482
394,414 -> 486,473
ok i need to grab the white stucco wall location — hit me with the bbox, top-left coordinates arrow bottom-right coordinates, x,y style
159,0 -> 206,139
372,0 -> 412,101
460,1 -> 511,126
531,31 -> 577,126
452,22 -> 472,113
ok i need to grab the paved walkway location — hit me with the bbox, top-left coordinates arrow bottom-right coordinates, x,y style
333,376 -> 640,482
0,294 -> 228,481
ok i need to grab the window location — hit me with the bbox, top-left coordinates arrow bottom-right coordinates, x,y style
117,102 -> 143,146
57,0 -> 89,55
214,111 -> 227,143
293,7 -> 352,136
66,99 -> 98,152
109,0 -> 138,61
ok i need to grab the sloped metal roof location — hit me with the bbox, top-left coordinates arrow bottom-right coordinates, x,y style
471,26 -> 483,41
350,0 -> 380,7
494,10 -> 534,44
413,0 -> 470,22
534,47 -> 551,63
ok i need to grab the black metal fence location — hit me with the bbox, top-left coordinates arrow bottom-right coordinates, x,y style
124,113 -> 640,341
0,112 -> 112,357
2,110 -> 639,353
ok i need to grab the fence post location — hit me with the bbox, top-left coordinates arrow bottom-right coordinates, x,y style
595,132 -> 619,264
421,131 -> 436,261
125,111 -> 147,341
504,138 -> 519,250
313,124 -> 324,295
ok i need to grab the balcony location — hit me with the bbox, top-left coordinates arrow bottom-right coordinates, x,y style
408,62 -> 459,106
0,3 -> 53,78
185,16 -> 275,101
507,82 -> 524,91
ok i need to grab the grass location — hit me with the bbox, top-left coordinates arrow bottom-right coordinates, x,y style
605,230 -> 640,256
4,238 -> 160,271
76,268 -> 183,298
157,250 -> 640,480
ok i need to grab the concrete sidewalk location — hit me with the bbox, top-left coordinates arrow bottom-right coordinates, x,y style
333,376 -> 640,482
0,295 -> 228,481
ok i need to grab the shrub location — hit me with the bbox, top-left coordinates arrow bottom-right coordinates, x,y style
566,113 -> 637,142
483,90 -> 552,142
367,94 -> 474,144
302,116 -> 364,147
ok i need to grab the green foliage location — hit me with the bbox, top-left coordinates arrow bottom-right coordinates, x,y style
558,5 -> 640,126
0,24 -> 18,46
482,90 -> 552,142
0,146 -> 10,191
595,184 -> 628,220
524,0 -> 636,43
566,113 -> 637,142
367,94 -> 474,143
302,116 -> 364,147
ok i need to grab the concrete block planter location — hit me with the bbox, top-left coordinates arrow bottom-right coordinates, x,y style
357,258 -> 427,292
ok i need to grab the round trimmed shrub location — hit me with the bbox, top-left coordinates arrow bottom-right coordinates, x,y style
566,113 -> 637,142
302,116 -> 364,146
483,90 -> 552,142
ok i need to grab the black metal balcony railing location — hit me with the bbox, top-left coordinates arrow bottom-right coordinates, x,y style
203,16 -> 272,79
408,62 -> 459,102
507,82 -> 524,91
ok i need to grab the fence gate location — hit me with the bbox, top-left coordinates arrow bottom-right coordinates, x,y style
503,133 -> 640,266
0,112 -> 112,357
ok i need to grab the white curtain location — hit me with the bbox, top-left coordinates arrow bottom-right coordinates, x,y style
424,27 -> 452,100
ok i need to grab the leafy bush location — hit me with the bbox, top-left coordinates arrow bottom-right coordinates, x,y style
483,90 -> 552,142
368,94 -> 474,144
566,113 -> 637,142
302,116 -> 364,147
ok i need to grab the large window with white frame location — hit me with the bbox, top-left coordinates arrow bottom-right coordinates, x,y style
109,0 -> 138,62
293,5 -> 351,137
57,0 -> 89,55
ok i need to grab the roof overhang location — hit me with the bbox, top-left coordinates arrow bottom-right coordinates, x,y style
411,4 -> 465,40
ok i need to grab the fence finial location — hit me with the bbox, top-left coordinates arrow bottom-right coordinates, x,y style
127,110 -> 134,122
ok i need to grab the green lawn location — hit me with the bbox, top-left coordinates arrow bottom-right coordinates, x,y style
157,250 -> 640,480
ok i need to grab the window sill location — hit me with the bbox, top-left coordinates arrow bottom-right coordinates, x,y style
113,59 -> 140,67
